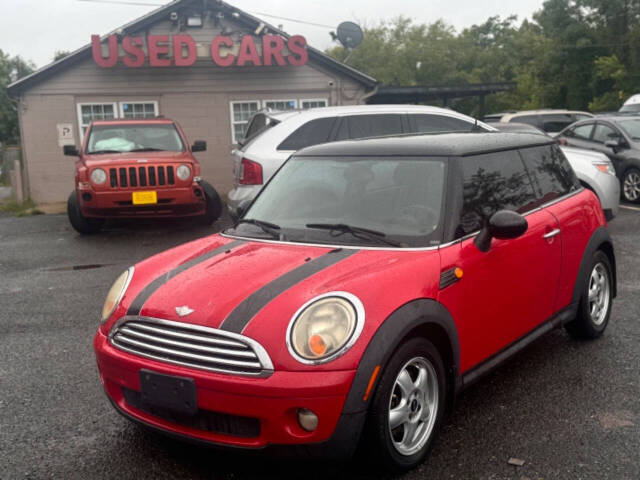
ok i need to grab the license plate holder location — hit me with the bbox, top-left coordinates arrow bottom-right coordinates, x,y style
139,369 -> 197,415
132,191 -> 157,205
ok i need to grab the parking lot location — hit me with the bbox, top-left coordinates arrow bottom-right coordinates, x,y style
1,206 -> 639,480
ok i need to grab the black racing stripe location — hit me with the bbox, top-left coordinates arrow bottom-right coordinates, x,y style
219,248 -> 360,334
127,239 -> 246,316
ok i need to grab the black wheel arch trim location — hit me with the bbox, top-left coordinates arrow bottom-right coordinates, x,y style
571,226 -> 617,306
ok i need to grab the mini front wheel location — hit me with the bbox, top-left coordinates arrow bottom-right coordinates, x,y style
363,337 -> 446,472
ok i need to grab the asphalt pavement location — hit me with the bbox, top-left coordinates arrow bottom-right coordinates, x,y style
1,208 -> 638,480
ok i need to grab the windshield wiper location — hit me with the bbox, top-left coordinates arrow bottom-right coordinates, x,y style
235,218 -> 283,239
87,149 -> 122,154
129,147 -> 165,152
305,223 -> 402,247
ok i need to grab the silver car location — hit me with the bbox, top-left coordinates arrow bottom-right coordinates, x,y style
494,123 -> 619,219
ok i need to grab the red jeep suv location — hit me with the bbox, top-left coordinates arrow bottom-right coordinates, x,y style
64,118 -> 222,233
94,132 -> 615,471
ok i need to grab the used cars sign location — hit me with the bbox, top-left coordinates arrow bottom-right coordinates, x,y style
91,34 -> 308,68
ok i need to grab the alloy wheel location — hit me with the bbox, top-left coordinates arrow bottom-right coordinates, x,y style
388,356 -> 439,456
588,262 -> 610,326
623,171 -> 640,202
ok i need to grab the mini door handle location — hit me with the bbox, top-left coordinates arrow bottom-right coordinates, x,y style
543,228 -> 561,239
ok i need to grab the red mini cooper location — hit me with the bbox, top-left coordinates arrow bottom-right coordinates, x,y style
94,133 -> 616,471
64,117 -> 222,234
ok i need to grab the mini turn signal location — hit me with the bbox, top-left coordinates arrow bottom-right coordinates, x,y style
454,267 -> 464,279
308,334 -> 327,356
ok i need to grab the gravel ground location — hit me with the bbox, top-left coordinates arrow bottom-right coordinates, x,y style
0,207 -> 638,480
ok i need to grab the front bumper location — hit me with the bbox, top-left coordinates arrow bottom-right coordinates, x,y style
94,330 -> 356,450
78,185 -> 206,218
591,171 -> 620,219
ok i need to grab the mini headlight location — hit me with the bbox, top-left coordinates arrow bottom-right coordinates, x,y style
91,168 -> 107,184
101,267 -> 133,322
288,293 -> 364,364
176,164 -> 192,181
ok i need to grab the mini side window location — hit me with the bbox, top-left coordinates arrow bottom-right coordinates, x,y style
277,117 -> 336,151
456,150 -> 538,237
519,145 -> 579,204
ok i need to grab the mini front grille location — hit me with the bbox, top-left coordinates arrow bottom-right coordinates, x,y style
107,166 -> 177,188
122,387 -> 261,438
109,317 -> 273,377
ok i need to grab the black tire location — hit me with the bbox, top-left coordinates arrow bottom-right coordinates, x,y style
621,167 -> 640,204
363,337 -> 446,472
67,192 -> 104,234
198,180 -> 223,225
565,250 -> 613,339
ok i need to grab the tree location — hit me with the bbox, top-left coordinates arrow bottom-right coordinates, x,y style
0,50 -> 35,145
53,50 -> 70,62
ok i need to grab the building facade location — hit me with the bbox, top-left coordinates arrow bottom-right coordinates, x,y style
8,0 -> 376,204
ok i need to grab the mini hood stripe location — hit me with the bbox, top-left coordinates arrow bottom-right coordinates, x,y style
218,248 -> 360,334
127,239 -> 246,316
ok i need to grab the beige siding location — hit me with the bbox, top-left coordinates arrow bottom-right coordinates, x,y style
17,16 -> 369,203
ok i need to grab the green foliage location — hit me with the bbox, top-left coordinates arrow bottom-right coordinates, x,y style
325,1 -> 640,116
0,50 -> 35,145
53,50 -> 71,62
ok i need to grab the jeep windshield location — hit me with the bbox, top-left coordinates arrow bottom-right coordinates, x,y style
86,124 -> 185,154
229,156 -> 447,248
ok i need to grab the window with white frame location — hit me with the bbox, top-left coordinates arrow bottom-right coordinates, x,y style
301,99 -> 328,109
120,101 -> 158,119
76,101 -> 159,142
77,103 -> 117,138
230,101 -> 260,143
264,99 -> 297,111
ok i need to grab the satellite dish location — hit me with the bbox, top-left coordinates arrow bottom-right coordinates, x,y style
336,21 -> 364,49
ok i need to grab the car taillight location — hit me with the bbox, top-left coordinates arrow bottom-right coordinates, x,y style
240,158 -> 263,185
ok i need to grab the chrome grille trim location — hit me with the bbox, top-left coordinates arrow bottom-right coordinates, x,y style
109,316 -> 274,377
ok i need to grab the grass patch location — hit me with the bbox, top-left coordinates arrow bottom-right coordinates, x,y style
0,198 -> 44,217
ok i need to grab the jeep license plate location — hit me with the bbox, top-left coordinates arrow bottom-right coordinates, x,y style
132,191 -> 157,205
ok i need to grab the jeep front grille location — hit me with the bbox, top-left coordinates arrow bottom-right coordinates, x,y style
108,166 -> 175,188
109,317 -> 273,377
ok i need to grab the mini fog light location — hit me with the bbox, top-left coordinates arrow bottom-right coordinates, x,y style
297,408 -> 318,432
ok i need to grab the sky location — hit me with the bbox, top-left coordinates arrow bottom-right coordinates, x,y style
1,0 -> 545,68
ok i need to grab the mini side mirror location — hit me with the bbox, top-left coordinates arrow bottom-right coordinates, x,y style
474,210 -> 528,253
192,140 -> 207,152
63,145 -> 79,156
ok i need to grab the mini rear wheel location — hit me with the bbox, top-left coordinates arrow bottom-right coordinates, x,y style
198,180 -> 222,225
67,192 -> 104,234
565,250 -> 613,339
363,337 -> 446,472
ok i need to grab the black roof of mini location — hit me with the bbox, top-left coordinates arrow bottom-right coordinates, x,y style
295,132 -> 555,158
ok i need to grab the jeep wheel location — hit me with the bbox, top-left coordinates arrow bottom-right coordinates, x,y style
363,337 -> 446,472
198,180 -> 223,225
565,250 -> 613,339
67,192 -> 104,234
621,167 -> 640,203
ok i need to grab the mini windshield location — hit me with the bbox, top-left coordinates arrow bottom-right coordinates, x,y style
616,118 -> 640,141
86,124 -> 185,154
231,156 -> 447,248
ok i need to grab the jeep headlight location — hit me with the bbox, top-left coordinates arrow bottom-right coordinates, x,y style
287,293 -> 364,364
101,267 -> 134,322
176,164 -> 192,181
91,168 -> 107,184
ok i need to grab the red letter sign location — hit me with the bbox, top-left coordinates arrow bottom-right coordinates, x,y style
148,35 -> 171,67
122,37 -> 145,67
91,34 -> 118,68
173,35 -> 196,67
262,35 -> 286,66
211,36 -> 235,66
236,36 -> 262,66
286,35 -> 308,66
